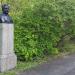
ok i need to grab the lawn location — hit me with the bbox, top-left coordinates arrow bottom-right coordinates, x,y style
0,58 -> 48,75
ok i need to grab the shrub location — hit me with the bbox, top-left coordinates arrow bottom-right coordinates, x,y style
14,0 -> 75,61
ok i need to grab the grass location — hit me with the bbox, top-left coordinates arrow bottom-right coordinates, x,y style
0,57 -> 48,75
0,51 -> 65,75
58,37 -> 75,54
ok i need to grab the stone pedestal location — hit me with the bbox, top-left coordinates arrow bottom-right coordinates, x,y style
0,23 -> 17,72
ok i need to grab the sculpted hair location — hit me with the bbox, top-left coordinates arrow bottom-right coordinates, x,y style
2,4 -> 9,10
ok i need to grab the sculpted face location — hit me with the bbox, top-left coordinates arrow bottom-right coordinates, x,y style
2,4 -> 9,15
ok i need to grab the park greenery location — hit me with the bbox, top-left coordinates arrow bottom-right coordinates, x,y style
15,0 -> 75,61
0,0 -> 75,75
0,0 -> 75,61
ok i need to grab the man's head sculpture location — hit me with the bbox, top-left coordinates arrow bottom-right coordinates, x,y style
0,4 -> 13,23
2,4 -> 9,15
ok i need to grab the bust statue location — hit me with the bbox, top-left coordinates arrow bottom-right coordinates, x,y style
0,4 -> 13,23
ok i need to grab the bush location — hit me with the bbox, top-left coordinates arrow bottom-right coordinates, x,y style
14,0 -> 75,61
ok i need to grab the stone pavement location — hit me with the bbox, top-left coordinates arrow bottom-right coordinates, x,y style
20,54 -> 75,75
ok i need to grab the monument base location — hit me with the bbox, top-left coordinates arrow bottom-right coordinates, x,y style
0,53 -> 17,72
0,23 -> 17,72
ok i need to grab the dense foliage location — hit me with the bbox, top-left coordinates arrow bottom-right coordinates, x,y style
1,0 -> 75,61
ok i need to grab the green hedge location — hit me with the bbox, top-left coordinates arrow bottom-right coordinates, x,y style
14,0 -> 75,61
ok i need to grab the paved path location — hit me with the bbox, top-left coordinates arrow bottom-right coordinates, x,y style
20,54 -> 75,75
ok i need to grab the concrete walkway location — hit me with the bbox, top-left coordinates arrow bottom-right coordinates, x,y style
20,54 -> 75,75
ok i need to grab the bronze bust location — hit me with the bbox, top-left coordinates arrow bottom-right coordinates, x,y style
0,4 -> 13,23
